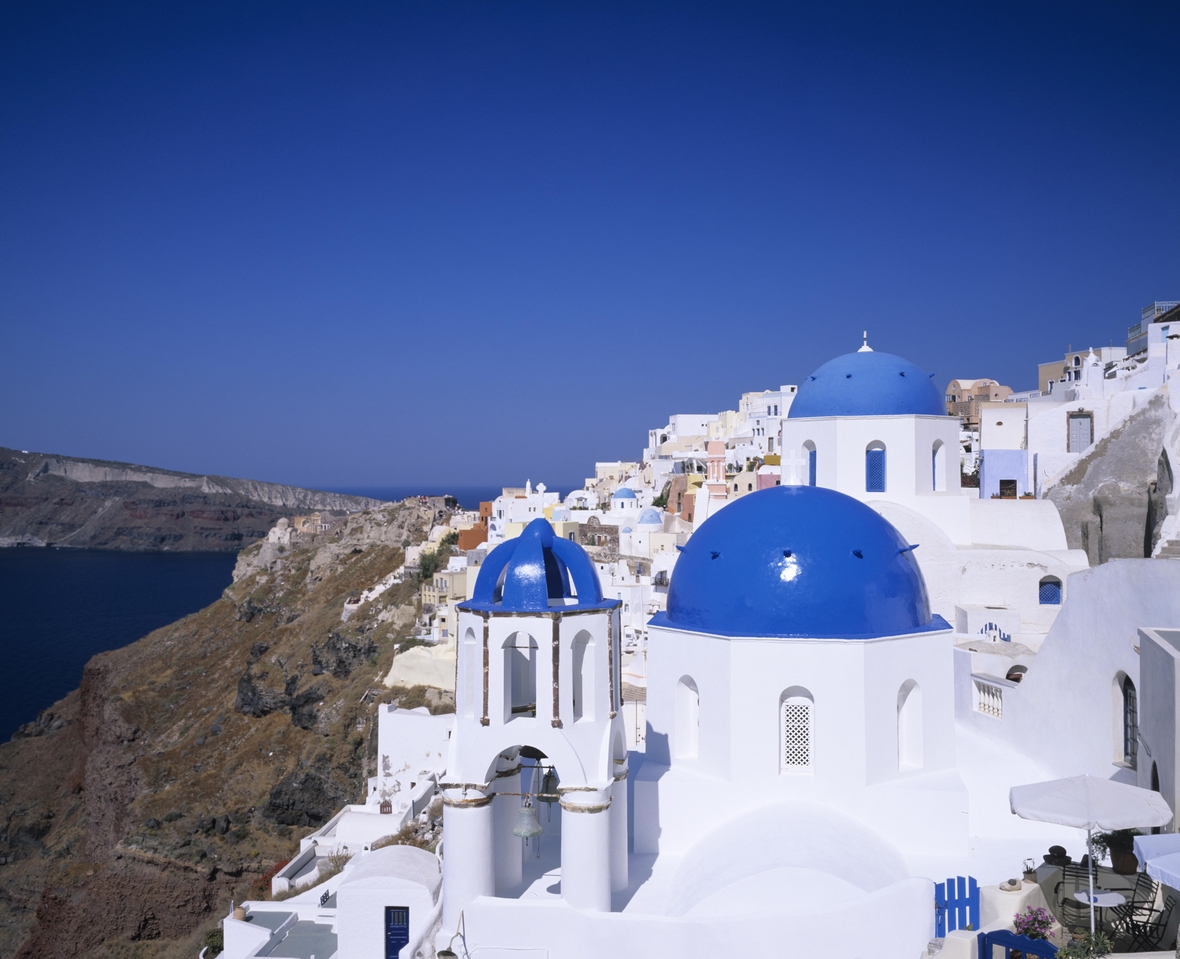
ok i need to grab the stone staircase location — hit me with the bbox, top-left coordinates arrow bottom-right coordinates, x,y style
1157,539 -> 1180,559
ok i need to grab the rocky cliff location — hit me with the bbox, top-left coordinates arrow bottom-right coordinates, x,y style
1044,391 -> 1176,563
0,498 -> 452,959
0,447 -> 384,551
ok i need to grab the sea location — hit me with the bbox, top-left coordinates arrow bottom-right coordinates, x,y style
0,482 -> 577,742
0,549 -> 237,741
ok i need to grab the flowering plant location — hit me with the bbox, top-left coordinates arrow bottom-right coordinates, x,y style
1013,906 -> 1053,940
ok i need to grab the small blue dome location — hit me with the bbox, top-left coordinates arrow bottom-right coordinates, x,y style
613,488 -> 637,499
459,518 -> 615,613
788,350 -> 944,418
622,526 -> 633,533
649,486 -> 946,639
638,507 -> 663,526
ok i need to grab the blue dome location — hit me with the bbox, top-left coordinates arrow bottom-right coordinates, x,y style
649,486 -> 946,639
638,507 -> 663,526
788,350 -> 945,418
622,526 -> 633,533
613,488 -> 637,499
459,518 -> 615,613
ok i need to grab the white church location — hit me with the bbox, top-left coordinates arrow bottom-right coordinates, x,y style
220,343 -> 1180,959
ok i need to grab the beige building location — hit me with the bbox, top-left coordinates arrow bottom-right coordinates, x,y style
1037,346 -> 1127,394
945,379 -> 1013,429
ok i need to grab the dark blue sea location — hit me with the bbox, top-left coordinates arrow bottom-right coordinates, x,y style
0,549 -> 237,741
330,485 -> 578,510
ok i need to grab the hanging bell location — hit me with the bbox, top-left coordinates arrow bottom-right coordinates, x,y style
512,799 -> 543,843
538,770 -> 559,803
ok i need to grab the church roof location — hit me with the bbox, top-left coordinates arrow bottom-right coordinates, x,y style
637,507 -> 663,526
459,518 -> 617,614
649,486 -> 947,639
787,350 -> 945,418
612,488 -> 637,499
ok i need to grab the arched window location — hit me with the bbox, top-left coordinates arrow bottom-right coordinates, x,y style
1122,675 -> 1138,768
780,687 -> 814,774
897,680 -> 923,770
503,632 -> 537,721
572,630 -> 595,723
1039,577 -> 1062,605
803,441 -> 817,487
674,676 -> 699,760
462,627 -> 479,718
865,442 -> 886,493
932,441 -> 946,492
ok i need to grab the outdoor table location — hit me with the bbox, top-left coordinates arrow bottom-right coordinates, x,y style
1072,890 -> 1125,907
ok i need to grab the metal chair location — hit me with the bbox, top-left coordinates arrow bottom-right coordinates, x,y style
1128,892 -> 1176,951
1107,872 -> 1156,945
1054,863 -> 1095,930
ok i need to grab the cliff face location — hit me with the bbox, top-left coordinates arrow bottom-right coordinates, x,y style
1044,392 -> 1176,564
0,447 -> 384,551
0,499 -> 452,959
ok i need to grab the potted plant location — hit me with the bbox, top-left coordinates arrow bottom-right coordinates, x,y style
1092,829 -> 1138,874
1014,906 -> 1053,941
1056,930 -> 1112,958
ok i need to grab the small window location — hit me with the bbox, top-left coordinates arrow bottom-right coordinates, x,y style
866,444 -> 886,493
1038,577 -> 1062,604
1123,676 -> 1138,768
780,689 -> 814,773
999,479 -> 1018,499
804,442 -> 817,486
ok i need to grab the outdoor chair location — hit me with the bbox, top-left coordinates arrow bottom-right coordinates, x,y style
1128,893 -> 1175,951
1108,872 -> 1156,944
1054,864 -> 1095,930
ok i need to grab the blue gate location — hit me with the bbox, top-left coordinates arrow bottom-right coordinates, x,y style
977,929 -> 1057,957
385,906 -> 410,959
935,876 -> 980,936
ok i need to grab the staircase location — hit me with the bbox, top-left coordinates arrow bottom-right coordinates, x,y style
1157,539 -> 1180,559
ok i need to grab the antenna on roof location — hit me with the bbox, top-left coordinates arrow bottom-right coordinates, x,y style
858,330 -> 873,353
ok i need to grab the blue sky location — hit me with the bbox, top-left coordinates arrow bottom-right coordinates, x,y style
2,2 -> 1178,490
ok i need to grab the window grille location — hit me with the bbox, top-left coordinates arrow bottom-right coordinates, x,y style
866,448 -> 886,492
1038,579 -> 1062,605
973,679 -> 1003,718
781,700 -> 812,770
1123,678 -> 1138,768
807,449 -> 817,486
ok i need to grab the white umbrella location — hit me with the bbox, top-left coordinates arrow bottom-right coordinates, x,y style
1010,775 -> 1173,935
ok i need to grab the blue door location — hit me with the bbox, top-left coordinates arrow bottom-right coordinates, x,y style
866,449 -> 886,492
385,906 -> 410,959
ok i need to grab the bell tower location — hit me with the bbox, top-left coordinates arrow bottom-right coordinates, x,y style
443,519 -> 627,925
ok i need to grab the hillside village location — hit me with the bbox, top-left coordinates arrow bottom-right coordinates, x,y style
202,300 -> 1180,959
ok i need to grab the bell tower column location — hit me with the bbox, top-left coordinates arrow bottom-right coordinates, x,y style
559,787 -> 613,911
442,786 -> 494,930
610,758 -> 629,891
492,751 -> 523,893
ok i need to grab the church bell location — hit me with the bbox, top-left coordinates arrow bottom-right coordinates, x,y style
512,798 -> 543,846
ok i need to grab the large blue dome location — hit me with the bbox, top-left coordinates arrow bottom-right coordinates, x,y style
650,486 -> 946,639
788,350 -> 945,418
459,518 -> 615,613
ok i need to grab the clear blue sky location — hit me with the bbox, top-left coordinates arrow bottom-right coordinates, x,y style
2,2 -> 1177,490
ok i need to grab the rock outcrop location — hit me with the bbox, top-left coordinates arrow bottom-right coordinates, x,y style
0,497 -> 452,958
1044,392 -> 1176,563
0,447 -> 383,551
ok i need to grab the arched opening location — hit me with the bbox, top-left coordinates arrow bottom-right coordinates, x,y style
932,440 -> 946,492
803,441 -> 817,487
572,630 -> 595,723
1039,576 -> 1062,605
674,676 -> 699,760
780,686 -> 814,774
897,680 -> 923,771
865,441 -> 886,493
503,632 -> 538,722
463,627 -> 479,718
1122,674 -> 1138,768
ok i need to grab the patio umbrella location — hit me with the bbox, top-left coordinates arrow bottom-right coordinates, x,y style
1132,834 -> 1180,889
1010,775 -> 1173,935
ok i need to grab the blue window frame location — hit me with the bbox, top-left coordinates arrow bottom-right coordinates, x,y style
866,448 -> 886,492
807,449 -> 816,486
1038,578 -> 1061,605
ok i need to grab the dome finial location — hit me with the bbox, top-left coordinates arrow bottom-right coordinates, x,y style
858,330 -> 873,353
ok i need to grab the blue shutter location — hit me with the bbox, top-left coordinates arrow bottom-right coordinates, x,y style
866,449 -> 886,492
1038,580 -> 1061,605
808,449 -> 816,486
